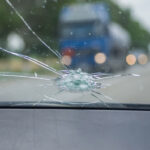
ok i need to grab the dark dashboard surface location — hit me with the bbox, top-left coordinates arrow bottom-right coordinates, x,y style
0,108 -> 150,150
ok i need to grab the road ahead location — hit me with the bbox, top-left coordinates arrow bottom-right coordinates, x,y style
0,63 -> 149,104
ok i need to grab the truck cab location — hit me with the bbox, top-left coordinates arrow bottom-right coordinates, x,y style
59,3 -> 130,72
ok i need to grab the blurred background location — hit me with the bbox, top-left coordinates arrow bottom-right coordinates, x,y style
0,0 -> 149,74
0,0 -> 150,102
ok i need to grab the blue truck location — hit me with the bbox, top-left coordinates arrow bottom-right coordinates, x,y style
59,3 -> 131,72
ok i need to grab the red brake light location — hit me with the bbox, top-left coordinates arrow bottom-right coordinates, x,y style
62,48 -> 75,57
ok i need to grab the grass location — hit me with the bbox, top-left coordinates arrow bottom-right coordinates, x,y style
0,57 -> 62,76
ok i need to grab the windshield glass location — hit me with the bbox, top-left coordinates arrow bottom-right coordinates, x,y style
60,21 -> 104,39
0,0 -> 149,108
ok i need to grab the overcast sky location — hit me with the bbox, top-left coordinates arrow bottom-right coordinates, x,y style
114,0 -> 150,32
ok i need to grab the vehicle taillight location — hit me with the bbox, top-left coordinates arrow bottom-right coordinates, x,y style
62,48 -> 75,57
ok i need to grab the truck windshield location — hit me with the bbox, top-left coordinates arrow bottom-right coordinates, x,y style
61,21 -> 104,39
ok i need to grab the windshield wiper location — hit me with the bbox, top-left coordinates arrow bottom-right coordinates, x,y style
0,100 -> 149,110
0,101 -> 110,107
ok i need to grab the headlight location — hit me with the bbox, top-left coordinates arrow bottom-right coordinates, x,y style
94,53 -> 106,64
126,54 -> 136,66
138,54 -> 148,65
61,55 -> 72,66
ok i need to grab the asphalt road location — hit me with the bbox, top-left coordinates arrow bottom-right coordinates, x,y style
0,63 -> 149,104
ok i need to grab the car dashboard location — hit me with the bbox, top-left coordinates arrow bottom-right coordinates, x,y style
0,107 -> 149,150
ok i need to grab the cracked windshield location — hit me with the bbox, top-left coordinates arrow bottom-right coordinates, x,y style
0,0 -> 149,106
